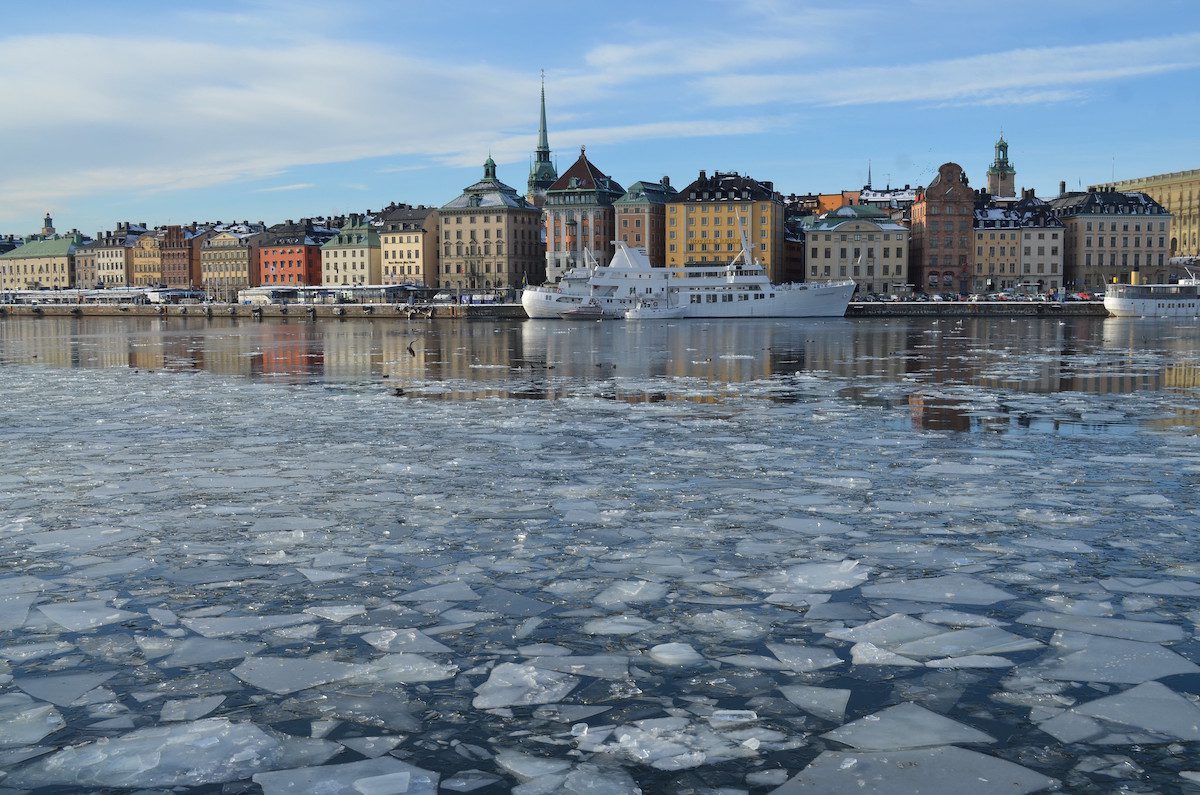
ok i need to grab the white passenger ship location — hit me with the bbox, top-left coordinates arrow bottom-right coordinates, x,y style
521,237 -> 854,320
1104,270 -> 1200,318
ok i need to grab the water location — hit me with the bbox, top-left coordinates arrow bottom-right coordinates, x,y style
1,315 -> 1199,793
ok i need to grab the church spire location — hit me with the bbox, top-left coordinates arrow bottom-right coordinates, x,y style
527,70 -> 558,207
536,70 -> 550,157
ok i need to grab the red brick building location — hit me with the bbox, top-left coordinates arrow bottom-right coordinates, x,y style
910,163 -> 974,294
258,219 -> 336,287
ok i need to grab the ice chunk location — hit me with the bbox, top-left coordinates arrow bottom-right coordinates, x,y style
6,718 -> 338,789
920,609 -> 1004,628
594,716 -> 760,771
766,643 -> 842,672
305,604 -> 367,622
254,757 -> 437,795
861,575 -> 1014,605
394,581 -> 480,602
926,655 -> 1015,669
0,693 -> 64,747
768,517 -> 851,535
850,643 -> 922,667
531,655 -> 629,680
442,769 -> 503,791
359,653 -> 458,683
338,735 -> 403,758
1100,577 -> 1200,597
771,746 -> 1058,794
778,560 -> 870,592
1034,632 -> 1200,683
687,609 -> 766,640
182,613 -> 312,638
823,702 -> 995,750
233,656 -> 370,695
891,627 -> 1042,659
778,685 -> 851,723
827,613 -> 945,647
478,587 -> 552,617
160,637 -> 264,668
594,580 -> 669,609
0,591 -> 36,630
1038,681 -> 1200,744
1015,611 -> 1184,643
361,628 -> 452,654
1014,537 -> 1096,554
161,695 -> 225,721
582,615 -> 654,635
649,642 -> 704,666
37,600 -> 139,631
298,568 -> 350,583
472,663 -> 579,709
15,671 -> 116,706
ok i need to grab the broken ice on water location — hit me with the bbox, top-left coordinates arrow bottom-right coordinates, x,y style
1,316 -> 1199,792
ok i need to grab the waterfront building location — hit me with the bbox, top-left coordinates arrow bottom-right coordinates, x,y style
439,157 -> 543,290
971,192 -> 1063,293
526,77 -> 558,209
259,219 -> 335,287
0,232 -> 82,290
800,205 -> 909,296
200,224 -> 268,301
378,204 -> 439,287
1013,193 -> 1064,292
73,239 -> 98,289
1049,187 -> 1172,289
986,134 -> 1017,200
910,162 -> 975,294
161,225 -> 216,289
543,146 -> 624,281
321,214 -> 381,287
1090,168 -> 1200,261
95,223 -> 146,287
666,170 -> 787,282
131,231 -> 164,287
614,178 -> 676,267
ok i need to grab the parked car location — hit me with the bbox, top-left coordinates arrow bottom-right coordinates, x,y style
432,292 -> 453,302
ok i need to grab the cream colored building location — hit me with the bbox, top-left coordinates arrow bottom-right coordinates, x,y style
200,226 -> 268,301
666,170 -> 787,282
321,214 -> 381,286
972,195 -> 1065,292
131,231 -> 164,287
800,205 -> 909,295
0,233 -> 82,290
95,223 -> 145,287
1049,189 -> 1172,289
1092,168 -> 1199,261
378,205 -> 439,287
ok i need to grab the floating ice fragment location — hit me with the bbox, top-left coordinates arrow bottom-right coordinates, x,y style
182,613 -> 312,638
359,653 -> 458,684
394,582 -> 480,602
472,663 -> 579,709
594,580 -> 669,609
531,655 -> 629,680
494,749 -> 573,780
38,600 -> 139,632
649,643 -> 704,666
770,746 -> 1058,794
1124,493 -> 1172,508
779,685 -> 851,722
766,643 -> 842,672
7,718 -> 339,789
478,587 -> 552,617
160,637 -> 265,668
441,769 -> 503,792
298,568 -> 351,583
861,575 -> 1014,606
768,517 -> 851,535
15,671 -> 116,706
360,628 -> 452,654
0,592 -> 36,631
892,627 -> 1042,659
778,560 -> 870,592
160,695 -> 225,721
822,702 -> 995,750
0,693 -> 64,747
687,609 -> 766,640
233,656 -> 370,695
305,604 -> 367,622
254,757 -> 437,795
920,609 -> 1004,628
1016,611 -> 1183,642
1014,538 -> 1096,554
582,615 -> 654,635
1034,632 -> 1200,683
338,735 -> 404,758
926,655 -> 1015,669
1100,577 -> 1200,597
1038,681 -> 1200,744
827,613 -> 945,647
850,643 -> 922,667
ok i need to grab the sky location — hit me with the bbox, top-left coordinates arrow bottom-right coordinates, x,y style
1,0 -> 1198,235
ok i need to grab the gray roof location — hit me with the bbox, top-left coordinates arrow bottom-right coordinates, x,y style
443,162 -> 537,211
615,180 -> 678,206
1048,190 -> 1168,217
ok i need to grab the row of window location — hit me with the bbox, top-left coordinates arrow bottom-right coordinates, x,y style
1084,221 -> 1168,231
812,264 -> 903,277
813,247 -> 904,260
1083,252 -> 1166,267
1082,237 -> 1165,248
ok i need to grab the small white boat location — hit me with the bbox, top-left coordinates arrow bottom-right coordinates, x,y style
559,300 -> 605,320
625,298 -> 685,320
1104,268 -> 1200,318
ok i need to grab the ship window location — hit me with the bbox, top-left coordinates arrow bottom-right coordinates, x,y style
706,294 -> 717,303
738,293 -> 749,300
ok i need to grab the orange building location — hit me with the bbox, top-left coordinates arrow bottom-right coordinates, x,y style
258,219 -> 336,287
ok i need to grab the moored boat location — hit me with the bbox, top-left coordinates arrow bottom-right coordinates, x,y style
1104,269 -> 1200,318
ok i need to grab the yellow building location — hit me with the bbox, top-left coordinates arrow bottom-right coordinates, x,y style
666,170 -> 786,282
131,231 -> 164,287
200,227 -> 268,301
378,205 -> 439,287
1049,189 -> 1172,289
0,233 -> 82,290
321,214 -> 381,286
801,205 -> 909,295
1091,168 -> 1199,261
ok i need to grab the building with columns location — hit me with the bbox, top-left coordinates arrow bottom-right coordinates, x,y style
800,205 -> 909,296
615,178 -> 677,267
526,78 -> 558,209
986,134 -> 1016,199
440,158 -> 543,289
910,162 -> 975,294
1090,168 -> 1200,262
543,146 -> 624,282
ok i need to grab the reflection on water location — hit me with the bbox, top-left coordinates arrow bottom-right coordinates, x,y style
3,315 -> 1200,432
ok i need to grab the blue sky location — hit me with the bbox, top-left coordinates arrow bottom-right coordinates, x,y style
1,0 -> 1198,235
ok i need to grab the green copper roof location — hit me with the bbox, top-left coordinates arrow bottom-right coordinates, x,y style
321,217 -> 379,250
0,234 -> 81,259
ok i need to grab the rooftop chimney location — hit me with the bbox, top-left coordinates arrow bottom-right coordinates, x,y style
1059,180 -> 1066,197
661,176 -> 670,187
699,170 -> 707,181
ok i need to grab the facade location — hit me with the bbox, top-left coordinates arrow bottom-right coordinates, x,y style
526,78 -> 558,209
543,146 -> 624,281
94,223 -> 146,287
970,193 -> 1063,293
858,184 -> 922,218
986,134 -> 1016,199
910,162 -> 975,294
131,231 -> 164,287
666,170 -> 787,282
200,225 -> 268,301
1049,188 -> 1172,289
378,204 -> 439,287
321,214 -> 381,286
800,205 -> 909,296
73,240 -> 99,289
0,233 -> 82,290
160,225 -> 212,289
614,178 -> 677,267
259,219 -> 335,287
440,158 -> 543,289
1090,168 -> 1200,261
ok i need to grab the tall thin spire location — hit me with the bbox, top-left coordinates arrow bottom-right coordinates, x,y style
867,159 -> 872,189
536,70 -> 550,156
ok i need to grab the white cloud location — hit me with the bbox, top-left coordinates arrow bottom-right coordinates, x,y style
699,32 -> 1200,107
254,183 -> 315,193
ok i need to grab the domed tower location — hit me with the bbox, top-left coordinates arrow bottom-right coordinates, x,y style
41,212 -> 55,237
987,133 -> 1016,198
